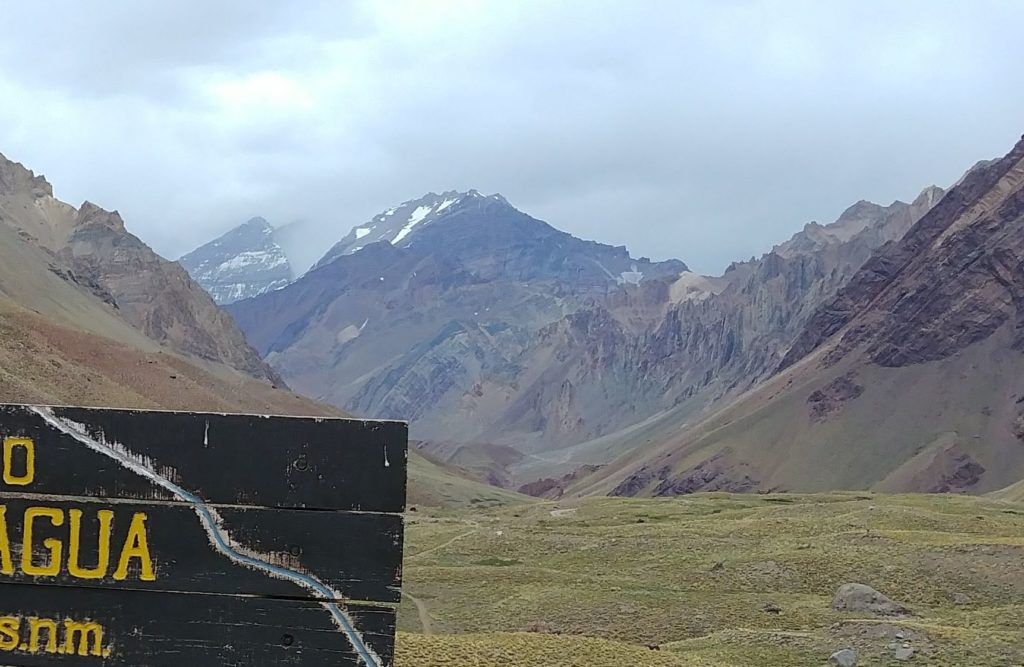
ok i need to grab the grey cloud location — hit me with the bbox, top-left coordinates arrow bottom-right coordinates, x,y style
0,0 -> 1022,274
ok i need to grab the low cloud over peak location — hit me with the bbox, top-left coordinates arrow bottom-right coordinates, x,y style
1,0 -> 1022,273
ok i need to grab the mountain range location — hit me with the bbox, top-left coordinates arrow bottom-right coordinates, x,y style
10,132 -> 1021,504
186,155 -> 1019,496
220,190 -> 688,484
0,150 -> 508,508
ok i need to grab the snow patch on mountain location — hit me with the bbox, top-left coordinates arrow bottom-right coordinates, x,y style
618,265 -> 644,286
392,205 -> 434,244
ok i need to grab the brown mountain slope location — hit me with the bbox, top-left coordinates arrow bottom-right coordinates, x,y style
0,151 -> 276,381
0,297 -> 322,415
991,478 -> 1024,502
590,134 -> 1024,498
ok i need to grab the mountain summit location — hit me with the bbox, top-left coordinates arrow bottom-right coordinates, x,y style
179,217 -> 293,304
314,190 -> 484,268
313,189 -> 687,283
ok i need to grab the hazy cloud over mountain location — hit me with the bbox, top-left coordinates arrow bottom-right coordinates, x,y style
1,0 -> 1022,273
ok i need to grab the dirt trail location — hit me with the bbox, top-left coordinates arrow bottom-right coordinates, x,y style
403,591 -> 434,634
406,525 -> 478,560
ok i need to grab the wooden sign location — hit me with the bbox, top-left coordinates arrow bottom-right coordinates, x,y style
0,404 -> 407,666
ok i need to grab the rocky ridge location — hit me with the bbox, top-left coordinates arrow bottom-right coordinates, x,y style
589,134 -> 1024,498
0,151 -> 279,382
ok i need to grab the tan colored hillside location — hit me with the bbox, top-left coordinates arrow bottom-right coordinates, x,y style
0,297 -> 326,415
1,151 -> 276,381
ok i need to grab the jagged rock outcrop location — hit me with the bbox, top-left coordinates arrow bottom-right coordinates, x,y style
782,138 -> 1024,370
807,373 -> 864,422
640,187 -> 944,400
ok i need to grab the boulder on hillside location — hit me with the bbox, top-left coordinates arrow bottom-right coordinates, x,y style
829,648 -> 858,667
832,583 -> 911,616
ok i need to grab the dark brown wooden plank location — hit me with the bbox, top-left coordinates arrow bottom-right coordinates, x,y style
0,582 -> 395,666
0,494 -> 402,603
0,405 -> 408,513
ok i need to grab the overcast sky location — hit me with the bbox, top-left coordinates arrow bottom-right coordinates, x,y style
1,1 -> 1021,274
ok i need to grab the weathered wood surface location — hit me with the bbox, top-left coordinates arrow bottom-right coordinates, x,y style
0,494 -> 403,602
0,582 -> 397,665
0,405 -> 406,512
0,404 -> 408,666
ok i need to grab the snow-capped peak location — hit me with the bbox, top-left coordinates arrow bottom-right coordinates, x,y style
313,189 -> 508,270
180,217 -> 294,304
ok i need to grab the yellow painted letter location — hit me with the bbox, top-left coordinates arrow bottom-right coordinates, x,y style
28,617 -> 58,653
64,619 -> 104,657
22,507 -> 64,577
0,617 -> 19,651
68,509 -> 113,580
113,512 -> 155,581
0,507 -> 12,575
2,437 -> 34,486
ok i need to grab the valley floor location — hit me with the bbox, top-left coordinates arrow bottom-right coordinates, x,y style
394,493 -> 1024,666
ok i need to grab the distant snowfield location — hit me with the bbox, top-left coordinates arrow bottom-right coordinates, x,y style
219,250 -> 289,271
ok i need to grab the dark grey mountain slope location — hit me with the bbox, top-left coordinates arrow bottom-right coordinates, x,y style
227,191 -> 685,451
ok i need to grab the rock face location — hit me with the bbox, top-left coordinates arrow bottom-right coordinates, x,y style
807,373 -> 865,422
635,187 -> 943,405
782,137 -> 1024,371
179,217 -> 293,304
590,136 -> 1024,498
0,151 -> 279,383
832,583 -> 911,616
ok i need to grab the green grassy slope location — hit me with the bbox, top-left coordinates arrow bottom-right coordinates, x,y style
406,449 -> 533,508
395,493 -> 1024,666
